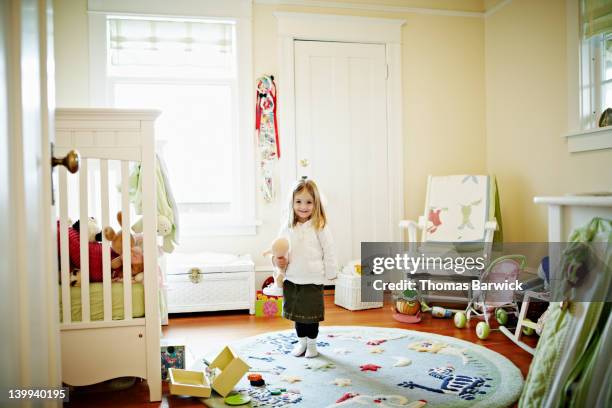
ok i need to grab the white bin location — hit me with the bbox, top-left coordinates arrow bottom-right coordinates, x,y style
334,273 -> 383,311
166,253 -> 255,314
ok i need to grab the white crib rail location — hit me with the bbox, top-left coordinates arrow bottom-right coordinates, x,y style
121,161 -> 132,320
58,167 -> 71,324
100,159 -> 112,321
79,159 -> 90,322
55,108 -> 160,327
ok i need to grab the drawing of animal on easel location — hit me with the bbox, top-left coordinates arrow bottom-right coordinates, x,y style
427,207 -> 448,234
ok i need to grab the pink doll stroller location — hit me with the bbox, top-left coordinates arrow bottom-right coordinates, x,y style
453,255 -> 526,339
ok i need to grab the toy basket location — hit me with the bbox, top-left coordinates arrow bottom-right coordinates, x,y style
334,273 -> 383,311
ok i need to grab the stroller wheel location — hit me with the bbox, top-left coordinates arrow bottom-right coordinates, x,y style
495,308 -> 508,325
476,322 -> 490,339
454,312 -> 467,328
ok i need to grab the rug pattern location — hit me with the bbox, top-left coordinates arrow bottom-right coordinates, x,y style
199,326 -> 523,408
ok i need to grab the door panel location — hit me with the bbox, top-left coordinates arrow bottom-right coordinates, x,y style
0,0 -> 61,393
294,41 -> 390,268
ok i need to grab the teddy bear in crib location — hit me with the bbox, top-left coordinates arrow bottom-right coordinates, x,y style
263,237 -> 290,296
103,211 -> 144,283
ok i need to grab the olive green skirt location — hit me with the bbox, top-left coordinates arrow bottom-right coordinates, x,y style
283,280 -> 324,323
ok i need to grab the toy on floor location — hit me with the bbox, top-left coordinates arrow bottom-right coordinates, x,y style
392,289 -> 462,323
205,346 -> 250,397
224,393 -> 251,405
263,237 -> 290,297
161,338 -> 186,381
168,368 -> 211,398
255,291 -> 283,317
392,289 -> 422,323
454,255 -> 526,339
248,373 -> 265,386
419,300 -> 462,319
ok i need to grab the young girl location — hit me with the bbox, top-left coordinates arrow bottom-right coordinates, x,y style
273,178 -> 337,358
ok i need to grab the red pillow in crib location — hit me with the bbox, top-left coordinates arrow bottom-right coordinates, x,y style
56,223 -> 116,282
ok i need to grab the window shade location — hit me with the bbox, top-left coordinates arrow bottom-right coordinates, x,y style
583,0 -> 612,39
108,17 -> 234,68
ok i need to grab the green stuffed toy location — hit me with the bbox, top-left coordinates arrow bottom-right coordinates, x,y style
132,214 -> 175,253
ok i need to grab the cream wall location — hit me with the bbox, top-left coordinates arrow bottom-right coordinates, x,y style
485,0 -> 612,242
52,0 -> 486,275
54,0 -> 89,107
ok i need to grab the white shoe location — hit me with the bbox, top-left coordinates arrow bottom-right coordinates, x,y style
263,284 -> 284,297
305,338 -> 318,358
291,337 -> 307,357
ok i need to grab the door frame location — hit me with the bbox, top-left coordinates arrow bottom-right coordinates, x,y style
275,12 -> 405,240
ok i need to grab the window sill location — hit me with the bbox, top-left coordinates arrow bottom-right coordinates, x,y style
563,126 -> 612,152
180,219 -> 262,238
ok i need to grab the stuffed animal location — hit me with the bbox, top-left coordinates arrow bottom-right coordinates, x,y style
103,212 -> 144,281
56,220 -> 109,282
72,217 -> 102,242
132,214 -> 175,253
70,268 -> 81,287
262,237 -> 290,296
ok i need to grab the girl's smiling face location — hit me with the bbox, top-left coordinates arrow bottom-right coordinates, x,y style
293,189 -> 314,223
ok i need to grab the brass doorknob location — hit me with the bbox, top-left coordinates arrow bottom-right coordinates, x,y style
300,159 -> 309,167
52,149 -> 80,173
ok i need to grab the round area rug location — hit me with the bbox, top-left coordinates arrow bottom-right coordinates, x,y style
197,326 -> 523,408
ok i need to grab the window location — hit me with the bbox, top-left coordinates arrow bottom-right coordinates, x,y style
108,17 -> 235,207
579,0 -> 612,129
88,4 -> 255,235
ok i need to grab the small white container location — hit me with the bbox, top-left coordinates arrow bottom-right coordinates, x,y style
334,273 -> 383,311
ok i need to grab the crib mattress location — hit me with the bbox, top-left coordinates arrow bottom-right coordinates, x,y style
59,282 -> 145,322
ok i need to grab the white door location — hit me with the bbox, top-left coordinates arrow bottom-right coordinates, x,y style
0,0 -> 62,397
294,40 -> 390,268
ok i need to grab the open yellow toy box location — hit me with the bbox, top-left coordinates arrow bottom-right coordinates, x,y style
207,346 -> 250,397
168,368 -> 211,398
169,346 -> 249,399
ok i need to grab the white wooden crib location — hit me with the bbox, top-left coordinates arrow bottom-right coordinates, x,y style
55,108 -> 161,401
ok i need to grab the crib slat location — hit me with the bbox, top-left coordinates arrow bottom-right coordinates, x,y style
79,159 -> 90,322
58,167 -> 71,324
100,159 -> 112,321
121,161 -> 132,320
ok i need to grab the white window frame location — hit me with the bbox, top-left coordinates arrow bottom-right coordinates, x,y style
565,0 -> 612,152
580,32 -> 611,129
87,0 -> 257,236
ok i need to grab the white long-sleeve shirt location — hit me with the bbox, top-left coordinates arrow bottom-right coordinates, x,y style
279,220 -> 338,285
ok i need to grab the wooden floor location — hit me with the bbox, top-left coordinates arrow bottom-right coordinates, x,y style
66,292 -> 535,407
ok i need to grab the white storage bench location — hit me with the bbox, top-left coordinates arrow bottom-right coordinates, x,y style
166,253 -> 255,314
334,273 -> 383,311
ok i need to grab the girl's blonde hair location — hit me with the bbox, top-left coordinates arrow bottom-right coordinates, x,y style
286,178 -> 327,230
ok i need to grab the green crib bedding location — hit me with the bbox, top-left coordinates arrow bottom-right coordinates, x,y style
59,282 -> 145,322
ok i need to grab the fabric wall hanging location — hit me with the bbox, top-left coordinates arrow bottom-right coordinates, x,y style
255,75 -> 280,202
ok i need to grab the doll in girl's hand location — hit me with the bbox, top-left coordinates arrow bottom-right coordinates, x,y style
263,237 -> 290,296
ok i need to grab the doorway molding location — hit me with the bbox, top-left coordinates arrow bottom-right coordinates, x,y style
275,12 -> 405,239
